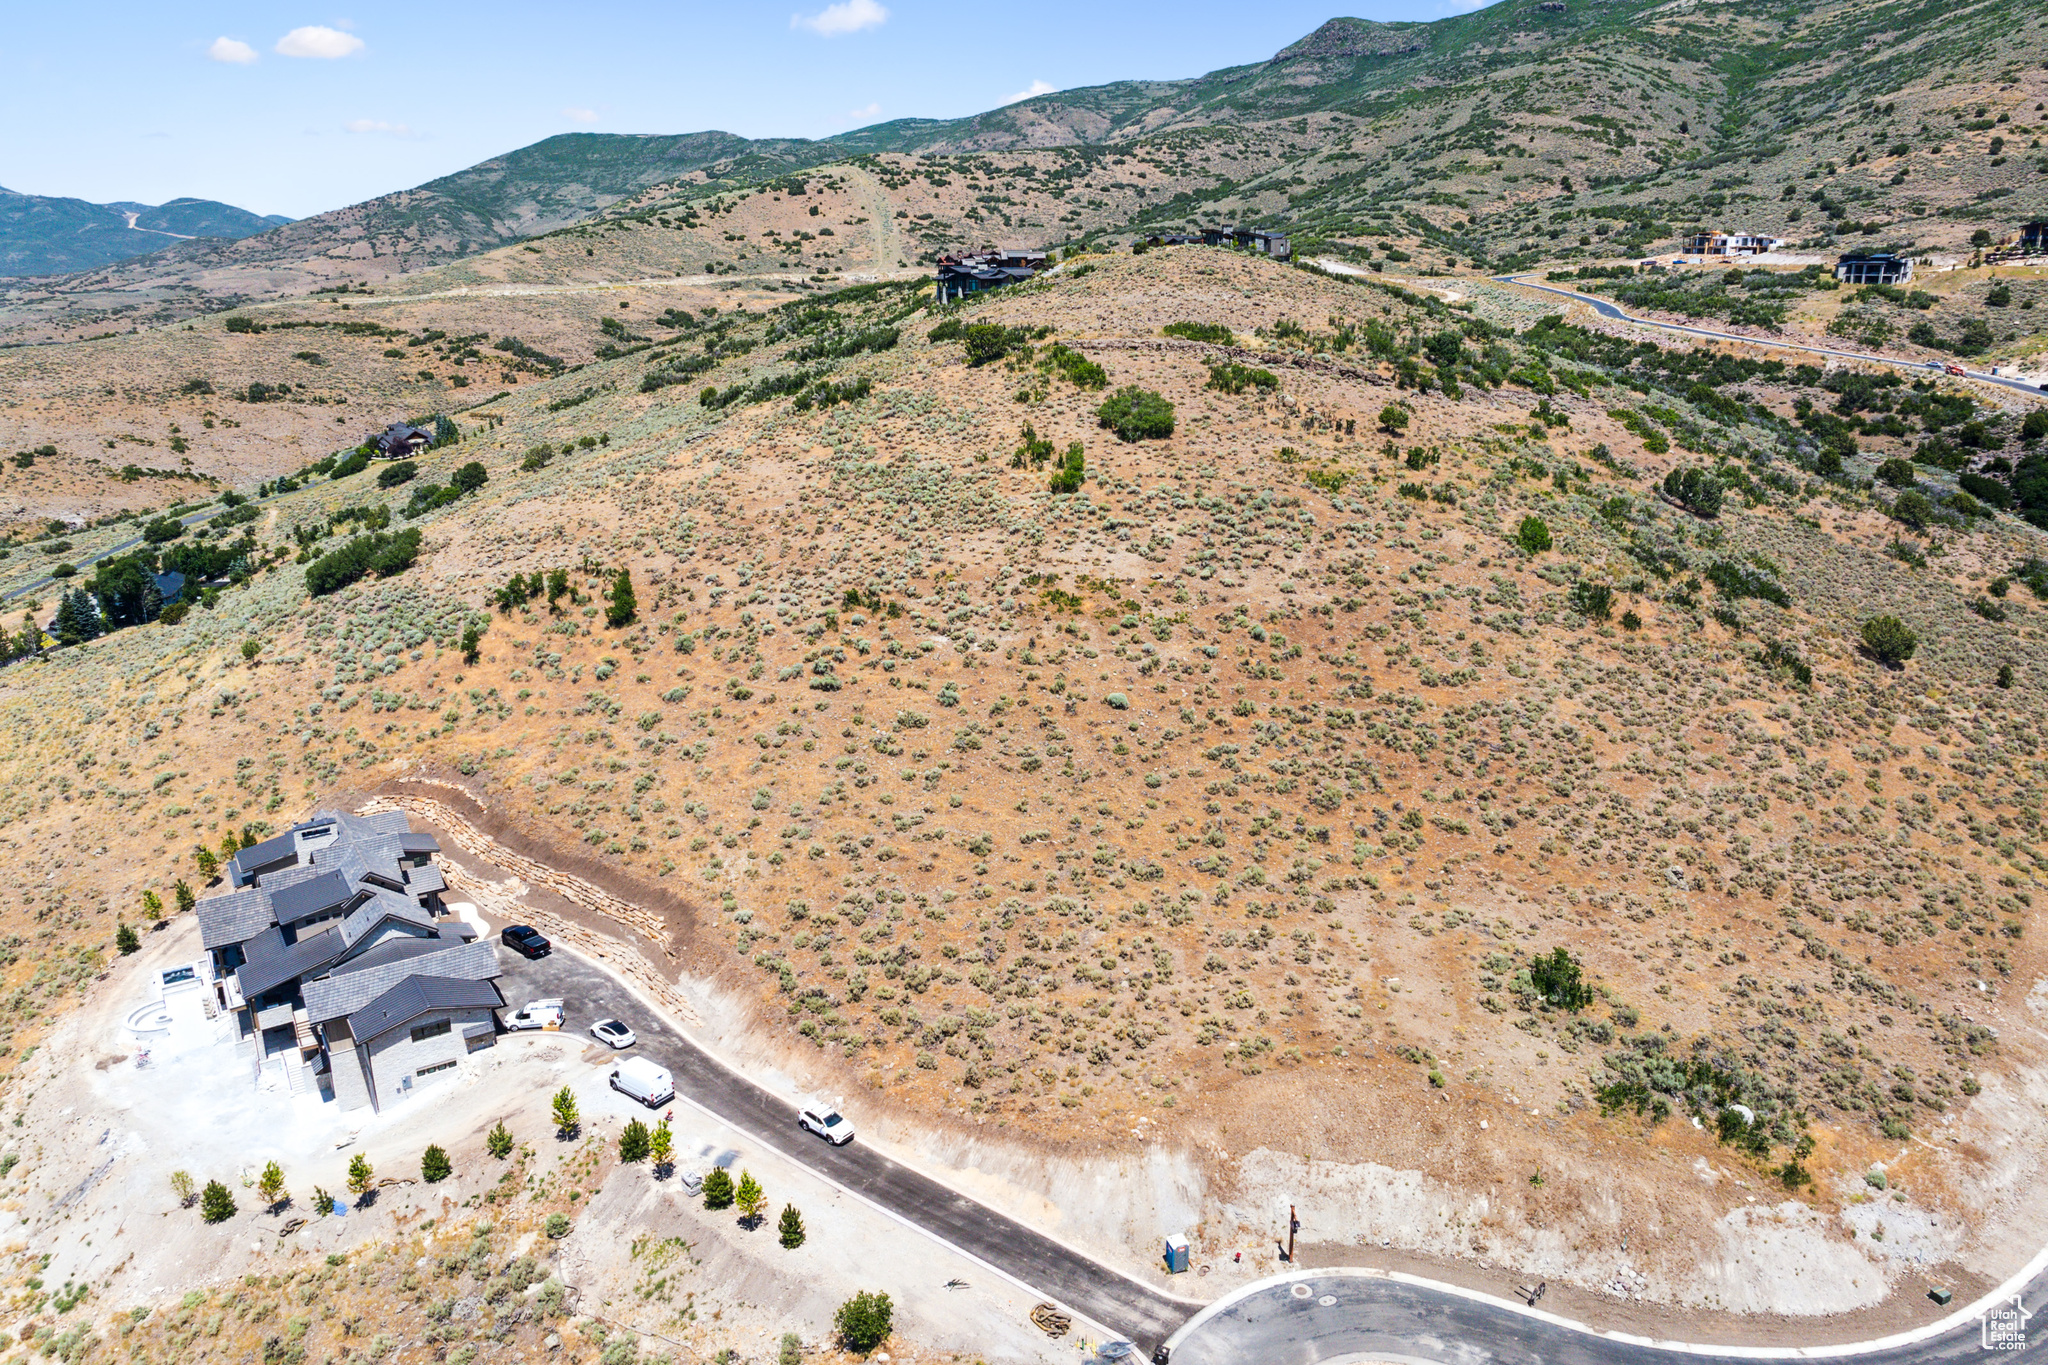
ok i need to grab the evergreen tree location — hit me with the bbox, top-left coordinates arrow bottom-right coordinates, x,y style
115,922 -> 140,955
701,1167 -> 734,1209
346,1153 -> 374,1198
421,1145 -> 452,1183
487,1119 -> 515,1158
257,1161 -> 286,1206
778,1203 -> 806,1249
551,1086 -> 579,1137
174,880 -> 196,913
606,569 -> 638,628
734,1170 -> 766,1224
200,1179 -> 237,1223
648,1119 -> 673,1175
141,889 -> 163,919
619,1119 -> 651,1163
310,1186 -> 333,1216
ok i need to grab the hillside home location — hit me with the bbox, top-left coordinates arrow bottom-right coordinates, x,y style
1685,231 -> 1780,258
2024,222 -> 2048,254
934,246 -> 1047,303
1200,227 -> 1292,259
1834,251 -> 1912,286
367,423 -> 433,459
195,809 -> 502,1112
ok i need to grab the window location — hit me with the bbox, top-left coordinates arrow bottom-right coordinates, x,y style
416,1059 -> 456,1078
409,1018 -> 452,1044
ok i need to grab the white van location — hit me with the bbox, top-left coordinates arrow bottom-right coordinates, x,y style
609,1056 -> 674,1107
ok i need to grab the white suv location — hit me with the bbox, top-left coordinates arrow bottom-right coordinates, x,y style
799,1105 -> 855,1145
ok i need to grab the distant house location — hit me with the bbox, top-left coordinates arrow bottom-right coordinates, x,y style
1686,231 -> 1780,258
2023,222 -> 2048,253
367,423 -> 433,459
153,570 -> 186,606
934,246 -> 1047,303
195,808 -> 501,1111
1835,251 -> 1912,286
1201,227 -> 1292,259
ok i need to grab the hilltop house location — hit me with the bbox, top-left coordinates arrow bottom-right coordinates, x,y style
195,809 -> 502,1112
1200,227 -> 1292,259
934,246 -> 1047,303
1835,251 -> 1912,286
1685,231 -> 1781,258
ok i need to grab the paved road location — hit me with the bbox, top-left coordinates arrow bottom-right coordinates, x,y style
1495,274 -> 2048,401
0,490 -> 274,605
1167,1266 -> 2046,1365
495,945 -> 1196,1352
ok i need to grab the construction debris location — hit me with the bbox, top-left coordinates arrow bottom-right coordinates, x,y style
1030,1303 -> 1071,1338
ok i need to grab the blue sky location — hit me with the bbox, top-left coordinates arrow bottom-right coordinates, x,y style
1,1 -> 1485,220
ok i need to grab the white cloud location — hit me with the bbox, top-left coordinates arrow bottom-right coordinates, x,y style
563,107 -> 599,124
1002,79 -> 1057,105
206,36 -> 259,64
791,0 -> 887,36
847,102 -> 882,122
276,26 -> 364,58
345,118 -> 412,136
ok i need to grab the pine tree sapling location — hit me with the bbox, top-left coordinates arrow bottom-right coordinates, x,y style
487,1120 -> 515,1159
778,1203 -> 807,1249
701,1167 -> 734,1209
734,1170 -> 766,1224
648,1119 -> 673,1174
834,1291 -> 894,1353
257,1160 -> 286,1207
619,1119 -> 651,1163
346,1153 -> 374,1198
551,1086 -> 580,1138
421,1144 -> 452,1184
779,1331 -> 803,1365
193,847 -> 218,881
115,922 -> 140,955
174,880 -> 196,913
310,1186 -> 334,1216
461,622 -> 485,664
141,889 -> 163,919
200,1179 -> 237,1223
170,1170 -> 195,1206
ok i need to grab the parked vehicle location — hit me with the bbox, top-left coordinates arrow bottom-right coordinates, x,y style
506,999 -> 564,1031
799,1104 -> 855,1145
590,1018 -> 637,1050
502,925 -> 551,958
610,1056 -> 674,1107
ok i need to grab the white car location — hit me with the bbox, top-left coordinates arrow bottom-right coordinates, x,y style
590,1018 -> 637,1050
506,999 -> 564,1032
799,1105 -> 855,1146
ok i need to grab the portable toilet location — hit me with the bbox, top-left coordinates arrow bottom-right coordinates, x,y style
1164,1234 -> 1190,1274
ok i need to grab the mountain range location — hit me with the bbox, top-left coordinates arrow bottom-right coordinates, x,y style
0,188 -> 292,278
3,0 -> 2044,324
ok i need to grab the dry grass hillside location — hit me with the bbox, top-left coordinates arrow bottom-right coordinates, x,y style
2,247 -> 2048,1355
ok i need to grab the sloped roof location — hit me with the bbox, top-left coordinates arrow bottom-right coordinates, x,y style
338,889 -> 437,948
347,975 -> 503,1045
235,925 -> 347,1000
270,869 -> 359,926
196,886 -> 274,951
302,937 -> 499,1024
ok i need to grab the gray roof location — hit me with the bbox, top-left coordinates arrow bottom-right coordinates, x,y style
236,925 -> 347,1000
347,975 -> 503,1045
399,832 -> 440,855
270,870 -> 360,926
228,830 -> 299,882
302,937 -> 499,1025
338,890 -> 436,948
406,863 -> 446,896
196,886 -> 274,951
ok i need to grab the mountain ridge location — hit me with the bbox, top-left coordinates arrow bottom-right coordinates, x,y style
0,187 -> 292,278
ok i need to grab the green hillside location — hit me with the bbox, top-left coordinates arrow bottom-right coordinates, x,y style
0,188 -> 293,277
